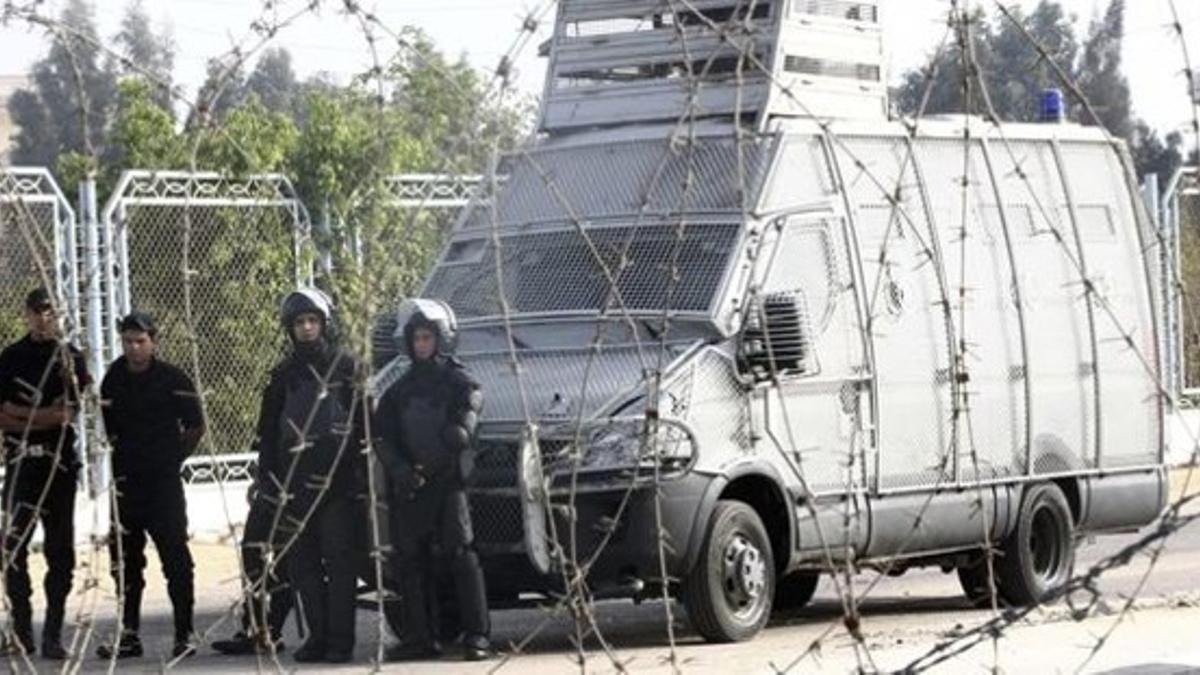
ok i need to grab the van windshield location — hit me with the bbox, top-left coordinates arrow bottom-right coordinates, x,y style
424,223 -> 740,320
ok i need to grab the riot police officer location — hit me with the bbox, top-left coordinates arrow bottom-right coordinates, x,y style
254,289 -> 364,664
96,312 -> 204,659
0,288 -> 90,659
377,299 -> 492,662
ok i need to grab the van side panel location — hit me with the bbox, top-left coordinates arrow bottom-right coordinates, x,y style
835,136 -> 955,491
915,138 -> 1027,482
986,140 -> 1097,473
864,487 -> 1015,559
1056,142 -> 1161,470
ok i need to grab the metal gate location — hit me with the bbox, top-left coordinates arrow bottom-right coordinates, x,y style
1157,166 -> 1200,397
0,167 -> 80,348
102,171 -> 311,456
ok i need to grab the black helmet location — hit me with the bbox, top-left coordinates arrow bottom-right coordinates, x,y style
394,298 -> 457,359
280,288 -> 336,342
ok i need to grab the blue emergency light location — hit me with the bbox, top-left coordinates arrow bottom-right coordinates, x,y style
1041,88 -> 1065,123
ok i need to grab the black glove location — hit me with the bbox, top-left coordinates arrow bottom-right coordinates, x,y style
391,464 -> 426,500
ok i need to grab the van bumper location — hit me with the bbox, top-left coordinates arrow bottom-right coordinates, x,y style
477,472 -> 714,595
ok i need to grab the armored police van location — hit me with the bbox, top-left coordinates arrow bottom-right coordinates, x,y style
377,0 -> 1167,643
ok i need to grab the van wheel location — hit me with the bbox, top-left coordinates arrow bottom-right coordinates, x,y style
956,554 -> 1000,608
994,483 -> 1075,606
683,500 -> 775,642
774,571 -> 819,611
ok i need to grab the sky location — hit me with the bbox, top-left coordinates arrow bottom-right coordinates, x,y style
0,0 -> 1198,136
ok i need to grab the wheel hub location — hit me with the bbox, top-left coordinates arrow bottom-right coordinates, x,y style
723,535 -> 766,605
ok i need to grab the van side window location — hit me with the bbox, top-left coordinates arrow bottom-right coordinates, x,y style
740,218 -> 840,378
762,220 -> 840,334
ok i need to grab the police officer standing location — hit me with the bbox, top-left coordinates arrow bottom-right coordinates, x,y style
0,288 -> 90,659
96,312 -> 204,659
255,289 -> 363,664
209,399 -> 298,657
377,300 -> 492,662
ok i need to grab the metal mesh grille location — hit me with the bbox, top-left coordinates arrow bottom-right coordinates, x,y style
459,345 -> 668,422
114,184 -> 307,454
425,223 -> 740,319
461,137 -> 772,229
679,349 -> 752,452
470,493 -> 524,550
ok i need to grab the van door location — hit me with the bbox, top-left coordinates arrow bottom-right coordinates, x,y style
834,136 -> 956,494
744,214 -> 870,555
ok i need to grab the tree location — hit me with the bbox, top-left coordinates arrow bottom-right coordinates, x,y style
7,0 -> 117,169
107,77 -> 183,183
894,0 -> 1177,183
1130,121 -> 1183,191
1077,0 -> 1132,140
894,2 -> 1077,121
389,27 -> 530,174
111,0 -> 175,108
245,48 -> 300,119
190,57 -> 248,128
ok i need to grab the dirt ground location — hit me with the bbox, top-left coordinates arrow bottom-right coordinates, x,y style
3,467 -> 1198,673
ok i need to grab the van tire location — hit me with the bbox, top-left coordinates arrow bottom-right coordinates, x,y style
683,500 -> 775,642
994,482 -> 1075,606
774,571 -> 819,612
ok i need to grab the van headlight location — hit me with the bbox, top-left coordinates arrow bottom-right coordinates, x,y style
545,417 -> 696,475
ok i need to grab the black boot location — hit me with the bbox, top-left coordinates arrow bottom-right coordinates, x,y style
385,640 -> 442,662
3,602 -> 35,657
463,634 -> 494,661
96,631 -> 143,659
171,640 -> 195,659
41,604 -> 67,660
293,641 -> 326,663
212,629 -> 286,655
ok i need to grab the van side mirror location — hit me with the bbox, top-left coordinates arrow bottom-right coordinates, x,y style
739,291 -> 812,379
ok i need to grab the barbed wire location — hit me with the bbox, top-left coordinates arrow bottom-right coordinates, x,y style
1,0 -> 1200,673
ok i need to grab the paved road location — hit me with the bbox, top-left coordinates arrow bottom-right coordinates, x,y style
17,478 -> 1200,673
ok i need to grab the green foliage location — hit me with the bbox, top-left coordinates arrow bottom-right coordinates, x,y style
1077,0 -> 1131,140
55,151 -> 97,195
110,77 -> 183,173
894,2 -> 1077,121
389,27 -> 531,173
8,19 -> 534,450
194,95 -> 300,175
894,0 -> 1167,183
1181,196 -> 1200,389
112,0 -> 174,108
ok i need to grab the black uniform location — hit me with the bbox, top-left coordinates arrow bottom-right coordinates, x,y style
100,356 -> 202,644
0,335 -> 89,650
376,326 -> 489,653
256,343 -> 363,658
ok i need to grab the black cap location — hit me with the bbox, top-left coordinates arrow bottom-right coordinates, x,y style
24,287 -> 53,312
118,311 -> 158,338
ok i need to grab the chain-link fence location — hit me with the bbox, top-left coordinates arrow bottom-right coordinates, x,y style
1175,170 -> 1200,393
0,168 -> 78,347
102,171 -> 312,455
1,0 -> 1198,670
